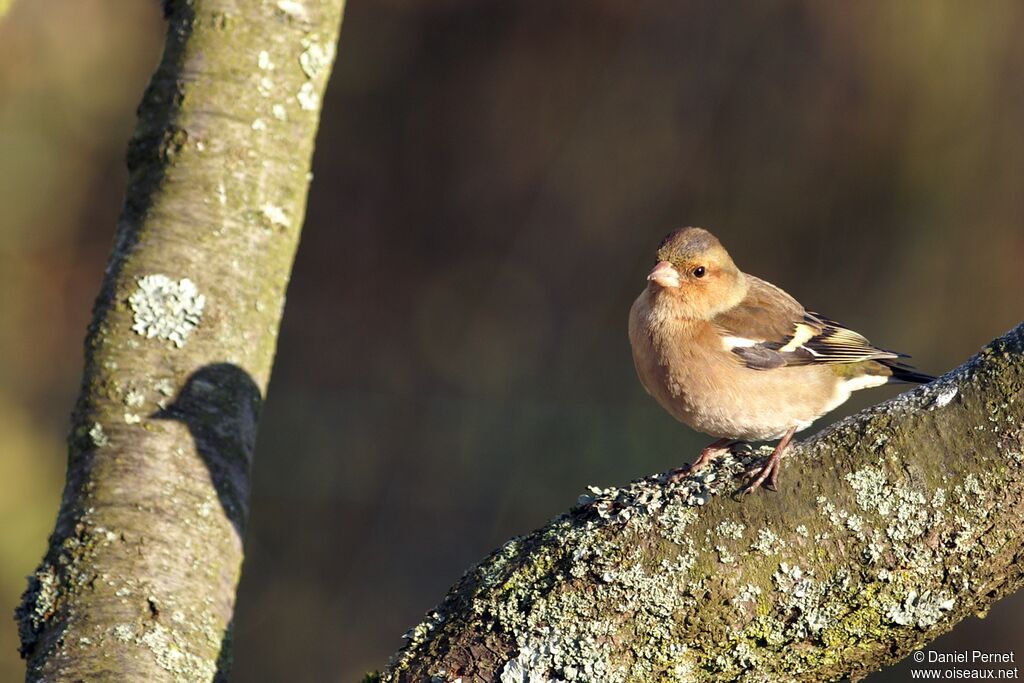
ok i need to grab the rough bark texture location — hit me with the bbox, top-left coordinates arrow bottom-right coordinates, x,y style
381,323 -> 1024,683
15,1 -> 344,680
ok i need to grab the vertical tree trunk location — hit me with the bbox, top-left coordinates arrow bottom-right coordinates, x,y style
15,1 -> 345,680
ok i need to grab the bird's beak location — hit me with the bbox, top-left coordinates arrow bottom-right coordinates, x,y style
647,261 -> 680,288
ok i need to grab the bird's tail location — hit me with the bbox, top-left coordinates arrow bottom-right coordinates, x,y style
883,359 -> 935,384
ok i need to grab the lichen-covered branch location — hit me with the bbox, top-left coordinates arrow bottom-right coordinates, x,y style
15,1 -> 345,680
381,323 -> 1024,683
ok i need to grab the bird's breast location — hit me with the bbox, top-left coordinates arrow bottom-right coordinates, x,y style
630,295 -> 844,441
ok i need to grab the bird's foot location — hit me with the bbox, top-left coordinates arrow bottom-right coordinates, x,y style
742,455 -> 781,494
666,438 -> 739,484
740,427 -> 796,495
666,466 -> 692,484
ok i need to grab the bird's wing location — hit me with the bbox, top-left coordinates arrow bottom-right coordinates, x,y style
711,276 -> 900,370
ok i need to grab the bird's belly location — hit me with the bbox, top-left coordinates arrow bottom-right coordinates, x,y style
676,395 -> 812,442
655,363 -> 834,442
628,296 -> 845,442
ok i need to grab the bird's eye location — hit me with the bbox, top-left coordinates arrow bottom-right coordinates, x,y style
693,266 -> 706,278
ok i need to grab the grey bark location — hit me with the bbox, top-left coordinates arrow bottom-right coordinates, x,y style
381,323 -> 1024,683
15,1 -> 345,680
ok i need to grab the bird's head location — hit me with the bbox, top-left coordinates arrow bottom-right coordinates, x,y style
646,227 -> 746,319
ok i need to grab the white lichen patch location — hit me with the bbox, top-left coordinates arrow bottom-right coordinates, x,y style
196,498 -> 215,519
957,474 -> 985,503
714,641 -> 758,672
257,76 -> 274,98
824,465 -> 952,574
276,0 -> 307,19
658,505 -> 699,547
129,275 -> 206,348
399,610 -> 445,662
930,385 -> 958,409
137,622 -> 217,680
665,644 -> 697,681
715,545 -> 736,565
499,642 -> 579,683
112,623 -> 135,642
260,202 -> 290,229
844,513 -> 865,534
732,583 -> 762,606
124,388 -> 146,408
88,422 -> 109,448
27,565 -> 58,632
771,562 -> 851,639
864,541 -> 885,564
750,527 -> 785,556
257,50 -> 274,70
883,590 -> 955,628
846,466 -> 891,516
297,82 -> 319,110
299,37 -> 333,79
714,520 -> 745,540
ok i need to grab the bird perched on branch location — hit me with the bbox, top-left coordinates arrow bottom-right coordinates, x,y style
628,227 -> 933,493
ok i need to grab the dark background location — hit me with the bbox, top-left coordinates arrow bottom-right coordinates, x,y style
1,1 -> 1022,681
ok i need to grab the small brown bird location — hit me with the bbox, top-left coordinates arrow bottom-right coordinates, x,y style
628,227 -> 933,492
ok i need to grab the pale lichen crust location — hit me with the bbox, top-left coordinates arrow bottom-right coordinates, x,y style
383,325 -> 1024,683
128,274 -> 206,348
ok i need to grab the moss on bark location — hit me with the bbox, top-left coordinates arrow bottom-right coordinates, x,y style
382,323 -> 1024,683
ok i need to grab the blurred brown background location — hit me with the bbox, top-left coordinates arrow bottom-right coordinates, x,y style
2,1 -> 1023,681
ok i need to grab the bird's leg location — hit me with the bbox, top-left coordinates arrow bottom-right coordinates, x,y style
691,437 -> 739,472
742,426 -> 797,494
667,437 -> 737,483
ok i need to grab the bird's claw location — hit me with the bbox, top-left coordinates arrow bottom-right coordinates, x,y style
665,466 -> 692,484
741,456 -> 781,494
666,440 -> 732,484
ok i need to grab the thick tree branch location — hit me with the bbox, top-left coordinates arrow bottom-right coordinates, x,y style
381,323 -> 1024,682
15,1 -> 344,680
